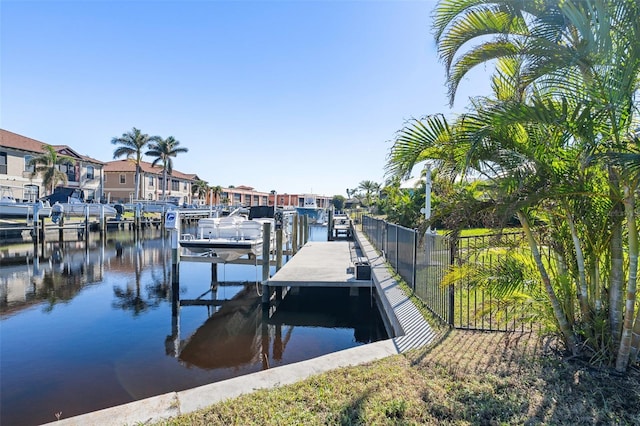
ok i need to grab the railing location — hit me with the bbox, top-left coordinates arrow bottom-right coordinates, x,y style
361,215 -> 536,332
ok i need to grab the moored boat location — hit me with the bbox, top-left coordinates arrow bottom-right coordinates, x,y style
179,208 -> 275,261
295,194 -> 326,225
41,186 -> 117,219
50,200 -> 118,221
0,187 -> 52,219
179,206 -> 289,261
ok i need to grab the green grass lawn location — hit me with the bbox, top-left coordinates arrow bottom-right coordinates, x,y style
157,329 -> 640,425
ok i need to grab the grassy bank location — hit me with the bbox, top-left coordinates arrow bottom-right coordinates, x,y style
158,330 -> 640,425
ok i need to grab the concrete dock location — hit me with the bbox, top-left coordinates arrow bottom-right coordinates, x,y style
45,227 -> 436,426
268,240 -> 371,288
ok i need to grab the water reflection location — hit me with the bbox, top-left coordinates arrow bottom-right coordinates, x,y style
169,284 -> 263,369
167,283 -> 387,373
111,237 -> 170,315
0,226 -> 386,426
0,240 -> 105,316
0,231 -> 172,317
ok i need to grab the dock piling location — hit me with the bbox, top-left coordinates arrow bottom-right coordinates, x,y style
85,206 -> 90,241
276,228 -> 283,271
99,204 -> 106,237
275,228 -> 283,301
261,221 -> 271,305
58,216 -> 64,242
134,203 -> 141,230
166,210 -> 180,285
298,215 -> 304,248
303,215 -> 309,244
292,215 -> 298,255
32,203 -> 40,250
40,218 -> 46,244
211,263 -> 217,284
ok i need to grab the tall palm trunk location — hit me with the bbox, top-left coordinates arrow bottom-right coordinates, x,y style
134,164 -> 141,201
518,211 -> 580,356
162,169 -> 168,200
564,204 -> 591,326
609,169 -> 625,350
616,183 -> 639,372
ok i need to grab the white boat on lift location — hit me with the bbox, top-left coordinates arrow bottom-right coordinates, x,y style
0,187 -> 52,219
179,206 -> 284,262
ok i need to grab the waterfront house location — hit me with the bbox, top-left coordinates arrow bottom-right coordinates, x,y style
267,192 -> 332,209
103,160 -> 198,205
219,185 -> 270,208
193,187 -> 332,210
0,129 -> 106,202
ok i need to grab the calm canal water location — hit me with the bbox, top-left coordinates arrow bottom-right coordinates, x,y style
0,225 -> 387,426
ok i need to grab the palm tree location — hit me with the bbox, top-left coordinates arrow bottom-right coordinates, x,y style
146,136 -> 189,201
393,0 -> 640,370
210,185 -> 222,205
191,179 -> 209,204
357,180 -> 380,208
111,127 -> 152,200
29,145 -> 74,195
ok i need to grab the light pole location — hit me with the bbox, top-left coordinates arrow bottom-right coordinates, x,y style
420,164 -> 436,264
424,164 -> 432,231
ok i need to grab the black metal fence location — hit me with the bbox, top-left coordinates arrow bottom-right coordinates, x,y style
362,215 -> 535,332
361,216 -> 416,289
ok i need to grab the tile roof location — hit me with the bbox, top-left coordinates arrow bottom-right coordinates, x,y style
0,129 -> 104,164
104,160 -> 195,180
1,129 -> 48,153
52,145 -> 105,164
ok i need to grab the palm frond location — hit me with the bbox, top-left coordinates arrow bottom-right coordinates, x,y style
385,114 -> 455,179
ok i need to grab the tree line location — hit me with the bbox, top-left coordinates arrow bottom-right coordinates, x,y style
383,0 -> 639,373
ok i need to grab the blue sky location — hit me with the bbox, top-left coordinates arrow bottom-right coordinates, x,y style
1,0 -> 491,197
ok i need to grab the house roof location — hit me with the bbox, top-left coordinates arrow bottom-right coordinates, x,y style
80,154 -> 104,164
1,129 -> 49,153
104,160 -> 195,181
184,173 -> 200,181
51,145 -> 105,165
0,129 -> 105,165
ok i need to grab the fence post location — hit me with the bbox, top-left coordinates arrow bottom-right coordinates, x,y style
411,230 -> 417,292
395,224 -> 399,271
382,221 -> 387,258
448,234 -> 457,326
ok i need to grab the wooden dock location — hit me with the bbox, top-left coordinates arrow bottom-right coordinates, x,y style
268,241 -> 371,288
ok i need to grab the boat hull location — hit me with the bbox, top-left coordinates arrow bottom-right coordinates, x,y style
179,238 -> 262,261
295,207 -> 325,224
0,203 -> 52,219
54,203 -> 118,217
179,209 -> 282,262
